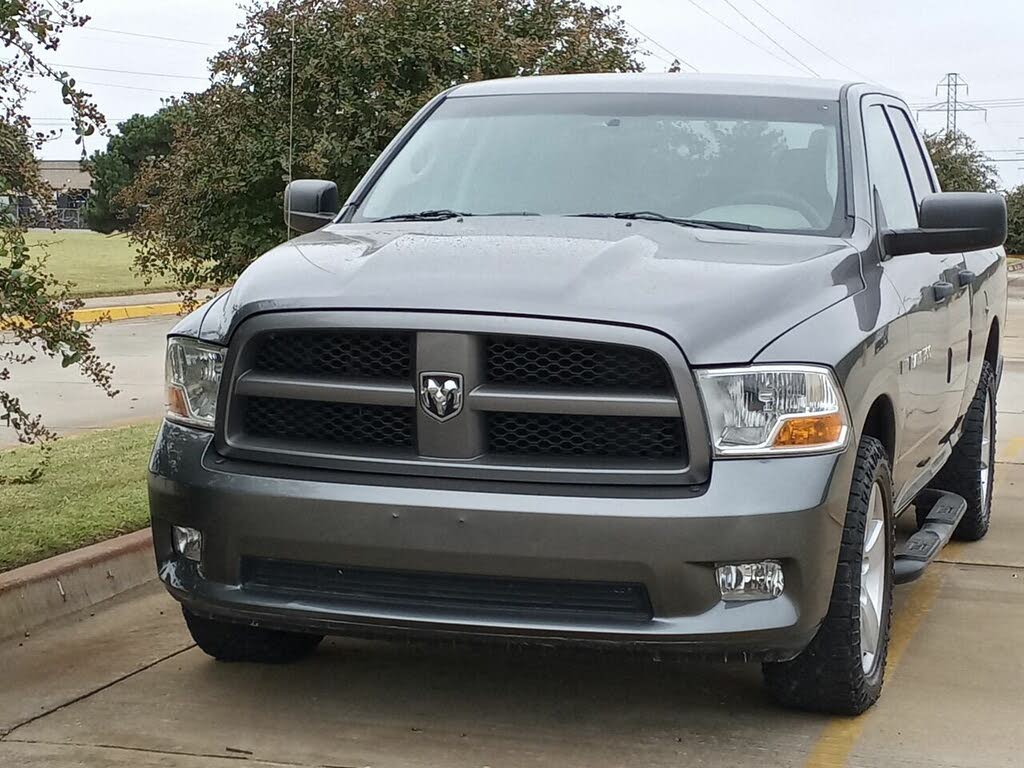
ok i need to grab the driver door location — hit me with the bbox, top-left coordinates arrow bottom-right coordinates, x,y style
861,99 -> 968,506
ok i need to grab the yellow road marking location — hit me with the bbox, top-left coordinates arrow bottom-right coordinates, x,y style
996,436 -> 1024,464
940,540 -> 970,562
70,302 -> 183,324
1,301 -> 182,330
803,568 -> 944,768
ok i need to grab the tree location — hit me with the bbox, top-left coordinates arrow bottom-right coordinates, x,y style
923,130 -> 998,193
1005,185 -> 1024,255
124,0 -> 642,301
1,1 -> 114,481
85,108 -> 179,233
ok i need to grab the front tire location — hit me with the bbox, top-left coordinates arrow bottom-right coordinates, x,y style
763,436 -> 895,714
183,607 -> 324,663
926,360 -> 997,541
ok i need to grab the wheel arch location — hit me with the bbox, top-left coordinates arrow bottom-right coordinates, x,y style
860,394 -> 896,468
984,316 -> 1000,370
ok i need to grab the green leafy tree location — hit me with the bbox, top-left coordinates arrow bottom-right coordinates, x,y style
125,0 -> 642,301
85,108 -> 179,233
1005,185 -> 1024,255
923,130 -> 998,193
1,1 -> 115,481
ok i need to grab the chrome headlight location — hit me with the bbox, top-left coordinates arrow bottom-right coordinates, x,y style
165,337 -> 225,430
696,365 -> 849,457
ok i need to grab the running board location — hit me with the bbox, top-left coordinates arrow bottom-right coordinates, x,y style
894,489 -> 967,585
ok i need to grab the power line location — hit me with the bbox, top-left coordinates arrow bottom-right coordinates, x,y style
30,116 -> 130,122
46,61 -> 209,81
912,97 -> 1024,108
648,51 -> 682,70
78,80 -> 182,94
0,59 -> 194,90
718,0 -> 818,76
85,26 -> 217,47
630,45 -> 678,70
621,19 -> 699,72
746,0 -> 873,81
682,0 -> 810,75
972,97 -> 1024,104
951,100 -> 1024,109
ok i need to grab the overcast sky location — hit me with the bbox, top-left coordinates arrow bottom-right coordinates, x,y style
25,0 -> 1024,187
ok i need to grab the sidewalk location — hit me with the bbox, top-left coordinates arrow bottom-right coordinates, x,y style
72,291 -> 188,324
78,291 -> 183,309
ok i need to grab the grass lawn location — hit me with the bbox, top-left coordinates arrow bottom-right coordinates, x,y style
0,422 -> 159,572
24,230 -> 176,298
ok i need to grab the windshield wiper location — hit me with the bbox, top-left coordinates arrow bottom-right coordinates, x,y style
373,209 -> 542,222
570,211 -> 765,232
372,209 -> 474,222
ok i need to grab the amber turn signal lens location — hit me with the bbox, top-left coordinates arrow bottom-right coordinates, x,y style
167,386 -> 189,419
773,412 -> 845,448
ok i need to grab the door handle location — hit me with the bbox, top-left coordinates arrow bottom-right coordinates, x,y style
932,281 -> 955,302
957,269 -> 975,288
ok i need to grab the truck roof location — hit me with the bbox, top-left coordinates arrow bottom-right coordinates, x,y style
451,73 -> 876,101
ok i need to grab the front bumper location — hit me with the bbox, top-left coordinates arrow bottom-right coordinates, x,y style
149,420 -> 854,661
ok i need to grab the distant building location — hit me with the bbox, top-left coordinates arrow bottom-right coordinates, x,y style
38,160 -> 92,194
18,160 -> 93,228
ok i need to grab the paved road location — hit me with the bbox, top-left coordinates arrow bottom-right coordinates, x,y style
0,316 -> 177,448
0,292 -> 1022,767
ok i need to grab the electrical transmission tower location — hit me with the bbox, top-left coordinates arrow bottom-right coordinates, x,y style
917,73 -> 986,132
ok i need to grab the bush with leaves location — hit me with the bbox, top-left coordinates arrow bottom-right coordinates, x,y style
124,0 -> 642,301
85,107 -> 180,233
1005,185 -> 1024,255
923,130 -> 998,194
1,1 -> 115,482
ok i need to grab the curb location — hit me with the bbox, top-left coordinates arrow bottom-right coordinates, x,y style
0,529 -> 155,641
71,301 -> 183,324
2,301 -> 182,330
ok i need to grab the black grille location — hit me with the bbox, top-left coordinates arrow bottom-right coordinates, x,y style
486,336 -> 671,390
488,412 -> 684,460
244,397 -> 414,449
242,558 -> 653,622
253,331 -> 412,380
226,318 -> 691,481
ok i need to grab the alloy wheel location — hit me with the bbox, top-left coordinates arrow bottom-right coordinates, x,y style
860,482 -> 886,675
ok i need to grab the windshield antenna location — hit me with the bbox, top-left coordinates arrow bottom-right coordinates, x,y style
285,14 -> 296,240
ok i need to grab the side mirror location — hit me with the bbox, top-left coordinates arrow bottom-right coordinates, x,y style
285,179 -> 339,234
884,192 -> 1007,257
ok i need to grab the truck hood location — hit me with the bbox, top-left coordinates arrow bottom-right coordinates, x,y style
200,217 -> 863,365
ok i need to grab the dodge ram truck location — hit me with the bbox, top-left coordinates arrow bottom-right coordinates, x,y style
149,74 -> 1007,714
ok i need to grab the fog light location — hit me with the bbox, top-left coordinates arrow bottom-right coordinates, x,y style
716,561 -> 784,602
171,525 -> 202,562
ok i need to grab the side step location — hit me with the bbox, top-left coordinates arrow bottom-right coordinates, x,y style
894,489 -> 967,585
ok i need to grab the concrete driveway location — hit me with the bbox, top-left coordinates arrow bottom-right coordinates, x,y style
0,290 -> 1022,767
0,315 -> 176,448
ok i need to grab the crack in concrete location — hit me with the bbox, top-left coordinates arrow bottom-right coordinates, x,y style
1,737 -> 359,767
0,643 -> 195,742
935,558 -> 1023,571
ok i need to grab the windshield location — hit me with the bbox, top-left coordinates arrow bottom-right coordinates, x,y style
353,92 -> 845,234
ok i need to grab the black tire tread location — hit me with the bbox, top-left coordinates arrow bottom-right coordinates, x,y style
183,607 -> 323,663
762,437 -> 894,715
929,361 -> 996,541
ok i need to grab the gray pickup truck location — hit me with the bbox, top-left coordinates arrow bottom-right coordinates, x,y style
149,74 -> 1007,714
